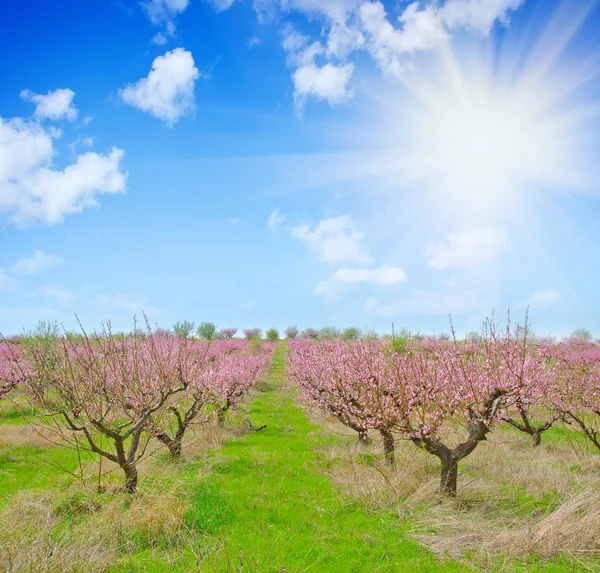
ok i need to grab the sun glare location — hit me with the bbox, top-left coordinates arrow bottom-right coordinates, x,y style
402,56 -> 558,223
364,2 -> 600,227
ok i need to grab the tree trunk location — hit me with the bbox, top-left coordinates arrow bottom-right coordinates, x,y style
123,464 -> 138,494
155,431 -> 183,460
379,428 -> 395,466
532,431 -> 541,447
217,399 -> 231,426
440,456 -> 458,496
169,439 -> 182,458
357,429 -> 370,445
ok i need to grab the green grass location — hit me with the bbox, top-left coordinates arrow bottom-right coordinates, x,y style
0,443 -> 84,502
0,393 -> 35,425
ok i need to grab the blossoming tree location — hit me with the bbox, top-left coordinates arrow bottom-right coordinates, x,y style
23,322 -> 192,492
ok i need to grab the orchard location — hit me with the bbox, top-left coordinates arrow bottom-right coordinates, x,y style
1,317 -> 600,571
287,319 -> 600,495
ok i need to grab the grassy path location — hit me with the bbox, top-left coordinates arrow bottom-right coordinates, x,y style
188,346 -> 468,573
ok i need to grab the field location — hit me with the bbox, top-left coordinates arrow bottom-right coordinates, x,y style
1,332 -> 600,572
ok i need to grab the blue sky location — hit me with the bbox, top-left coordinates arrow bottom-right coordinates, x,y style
1,0 -> 599,337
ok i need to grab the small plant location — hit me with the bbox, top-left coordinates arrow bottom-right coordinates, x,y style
220,327 -> 237,339
173,320 -> 195,339
569,328 -> 593,342
284,325 -> 299,339
266,328 -> 279,341
342,327 -> 361,341
466,331 -> 482,342
301,328 -> 319,340
154,328 -> 171,338
243,328 -> 261,340
319,326 -> 340,341
197,322 -> 216,340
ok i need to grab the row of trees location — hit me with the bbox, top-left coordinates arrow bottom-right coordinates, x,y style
171,322 -> 282,341
286,319 -> 600,496
0,321 -> 271,493
172,320 -> 594,344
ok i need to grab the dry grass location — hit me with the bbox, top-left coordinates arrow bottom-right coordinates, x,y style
0,490 -> 118,573
513,487 -> 600,556
310,406 -> 600,570
0,412 -> 246,572
407,484 -> 600,571
0,462 -> 201,573
0,423 -> 58,448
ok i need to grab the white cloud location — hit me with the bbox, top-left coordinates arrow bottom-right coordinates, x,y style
291,215 -> 373,264
97,293 -> 161,316
293,62 -> 354,115
247,36 -> 262,48
516,289 -> 559,309
209,0 -> 236,11
333,265 -> 406,284
42,286 -> 75,303
142,0 -> 190,39
441,0 -> 525,34
255,0 -> 361,23
264,0 -> 524,113
282,27 -> 354,115
0,251 -> 64,295
281,27 -> 312,64
10,250 -> 64,275
366,288 -> 485,316
20,88 -> 78,121
326,22 -> 364,58
69,137 -> 95,154
119,48 -> 199,126
316,265 -> 406,300
152,32 -> 169,45
359,1 -> 448,77
425,228 -> 509,270
268,207 -> 287,230
0,116 -> 127,226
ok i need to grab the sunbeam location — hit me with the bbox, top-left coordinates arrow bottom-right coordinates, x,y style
358,0 -> 600,227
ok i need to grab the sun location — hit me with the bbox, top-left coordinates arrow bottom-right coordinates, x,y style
405,54 -> 551,220
363,8 -> 600,227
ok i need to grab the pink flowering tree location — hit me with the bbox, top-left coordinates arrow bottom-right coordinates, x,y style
381,320 -> 553,495
0,339 -> 26,399
23,321 -> 190,493
287,320 -> 547,496
552,339 -> 600,450
286,340 -> 393,458
285,325 -> 299,339
243,328 -> 262,340
213,349 -> 270,423
301,328 -> 319,340
342,337 -> 495,495
493,319 -> 561,446
152,343 -> 268,457
148,338 -> 212,459
220,327 -> 238,339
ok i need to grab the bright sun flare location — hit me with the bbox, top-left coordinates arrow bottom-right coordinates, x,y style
399,52 -> 587,224
370,2 -> 600,226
